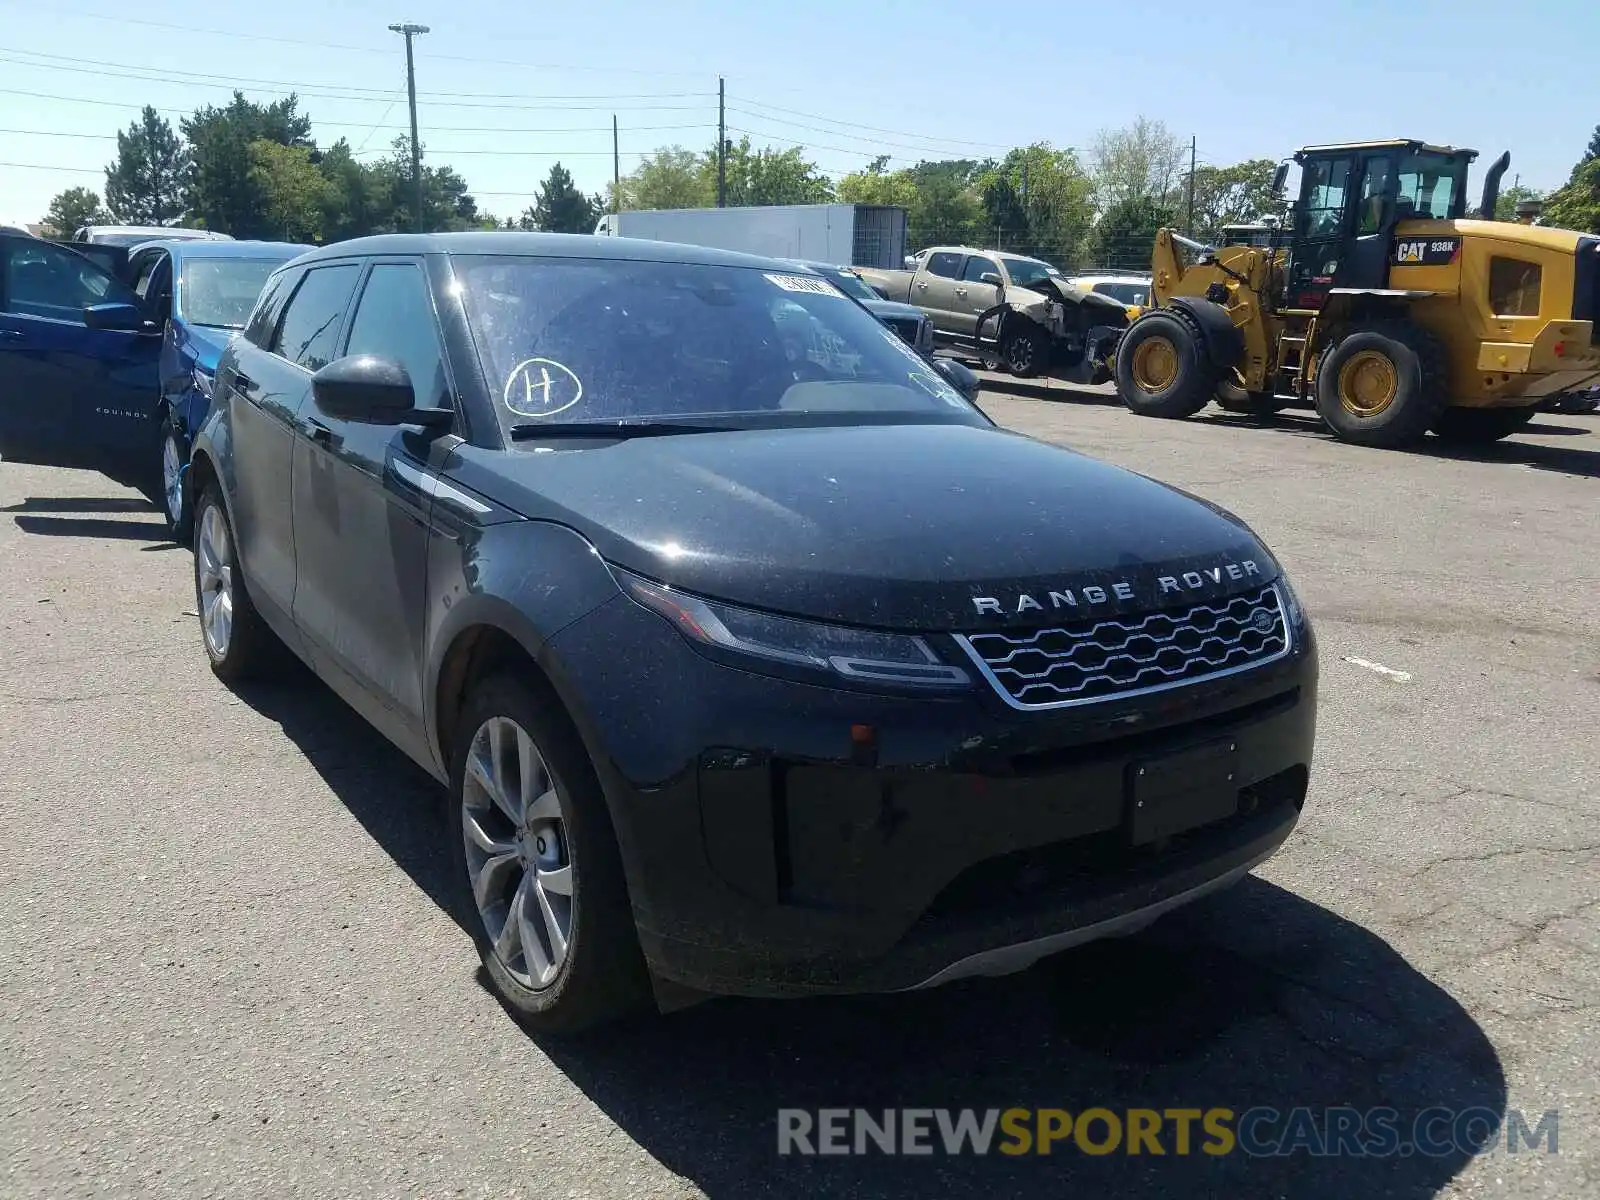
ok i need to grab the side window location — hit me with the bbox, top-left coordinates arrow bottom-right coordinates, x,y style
271,264 -> 360,371
243,271 -> 292,348
1298,157 -> 1352,239
1489,258 -> 1542,317
341,263 -> 449,406
131,251 -> 163,299
926,252 -> 962,279
3,239 -> 130,323
961,256 -> 999,283
1356,157 -> 1393,234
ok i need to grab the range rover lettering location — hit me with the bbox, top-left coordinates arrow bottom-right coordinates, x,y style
189,232 -> 1319,1031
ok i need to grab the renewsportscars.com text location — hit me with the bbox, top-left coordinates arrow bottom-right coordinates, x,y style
776,1107 -> 1559,1158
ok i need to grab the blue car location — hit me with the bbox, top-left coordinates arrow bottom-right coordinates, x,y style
0,233 -> 309,537
125,238 -> 312,536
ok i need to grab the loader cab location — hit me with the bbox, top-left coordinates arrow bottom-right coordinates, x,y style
1285,139 -> 1476,310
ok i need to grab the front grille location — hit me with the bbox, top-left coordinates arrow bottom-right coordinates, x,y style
956,584 -> 1291,711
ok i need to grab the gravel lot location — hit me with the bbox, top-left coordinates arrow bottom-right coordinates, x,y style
2,386 -> 1596,1199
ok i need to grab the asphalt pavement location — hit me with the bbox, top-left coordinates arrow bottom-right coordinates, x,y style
2,387 -> 1596,1199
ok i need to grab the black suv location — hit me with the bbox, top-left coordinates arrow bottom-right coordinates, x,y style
192,233 -> 1318,1031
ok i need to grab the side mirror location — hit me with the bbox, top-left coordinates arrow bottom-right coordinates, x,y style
1270,162 -> 1289,197
83,301 -> 148,332
930,356 -> 981,402
979,272 -> 1003,287
311,355 -> 452,428
904,255 -> 918,270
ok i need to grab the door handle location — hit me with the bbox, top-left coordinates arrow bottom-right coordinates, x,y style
956,287 -> 968,296
232,371 -> 255,392
917,281 -> 928,289
302,417 -> 332,443
0,329 -> 23,341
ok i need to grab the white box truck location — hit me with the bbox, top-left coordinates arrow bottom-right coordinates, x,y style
592,203 -> 907,268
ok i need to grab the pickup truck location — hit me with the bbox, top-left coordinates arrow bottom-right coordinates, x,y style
854,246 -> 1132,379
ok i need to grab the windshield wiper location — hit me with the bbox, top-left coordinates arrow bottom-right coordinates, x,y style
508,419 -> 737,441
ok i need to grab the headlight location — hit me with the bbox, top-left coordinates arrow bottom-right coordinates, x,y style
192,366 -> 215,400
1275,572 -> 1308,630
618,569 -> 970,689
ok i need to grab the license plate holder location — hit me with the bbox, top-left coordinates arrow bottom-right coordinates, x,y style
1128,739 -> 1241,844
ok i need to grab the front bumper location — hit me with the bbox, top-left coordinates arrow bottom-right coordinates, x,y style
542,592 -> 1318,998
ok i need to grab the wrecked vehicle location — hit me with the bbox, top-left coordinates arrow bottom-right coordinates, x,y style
855,247 -> 1133,380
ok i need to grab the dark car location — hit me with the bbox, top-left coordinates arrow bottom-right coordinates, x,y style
124,238 -> 313,536
787,259 -> 935,355
0,232 -> 164,500
189,232 -> 1318,1032
0,232 -> 306,521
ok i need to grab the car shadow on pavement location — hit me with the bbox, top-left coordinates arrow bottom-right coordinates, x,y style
11,514 -> 170,541
3,496 -> 154,514
982,378 -> 1122,406
545,882 -> 1506,1200
228,673 -> 1506,1200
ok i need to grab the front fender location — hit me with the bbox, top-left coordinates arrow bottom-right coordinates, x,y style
422,517 -> 621,769
1167,296 -> 1244,369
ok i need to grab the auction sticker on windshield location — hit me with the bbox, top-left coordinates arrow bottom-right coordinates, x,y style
764,273 -> 843,297
505,357 -> 584,419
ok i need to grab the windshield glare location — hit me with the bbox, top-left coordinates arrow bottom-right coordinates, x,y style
455,255 -> 981,428
1000,257 -> 1060,286
180,258 -> 282,328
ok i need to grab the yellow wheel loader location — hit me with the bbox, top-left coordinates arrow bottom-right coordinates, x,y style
1114,140 -> 1600,448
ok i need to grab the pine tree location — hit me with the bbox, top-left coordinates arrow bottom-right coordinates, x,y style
530,163 -> 602,233
104,106 -> 190,225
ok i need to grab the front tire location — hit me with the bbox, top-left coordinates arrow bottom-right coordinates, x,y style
1430,405 -> 1538,444
1002,324 -> 1050,378
1215,381 -> 1286,416
160,420 -> 192,542
448,673 -> 650,1034
1115,310 -> 1219,418
193,486 -> 277,682
1314,321 -> 1448,448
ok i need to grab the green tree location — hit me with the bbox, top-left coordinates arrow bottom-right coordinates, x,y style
977,144 -> 1095,264
1494,183 -> 1544,222
1184,158 -> 1280,241
1543,157 -> 1600,234
184,92 -> 314,237
104,105 -> 190,225
616,146 -> 711,210
527,162 -> 601,232
248,139 -> 326,242
1586,124 -> 1600,162
837,156 -> 920,209
1091,117 -> 1186,210
708,137 -> 835,206
369,137 -> 480,232
1088,196 -> 1174,271
904,159 -> 985,247
317,139 -> 385,241
43,186 -> 110,238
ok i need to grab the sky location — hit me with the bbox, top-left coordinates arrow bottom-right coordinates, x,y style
1,0 -> 1595,227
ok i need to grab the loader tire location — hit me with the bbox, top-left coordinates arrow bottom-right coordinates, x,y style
1430,405 -> 1538,444
1314,321 -> 1448,449
1115,310 -> 1219,419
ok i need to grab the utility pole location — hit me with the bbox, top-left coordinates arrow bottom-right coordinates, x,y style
612,114 -> 621,214
388,22 -> 429,233
717,76 -> 726,208
1186,135 -> 1197,237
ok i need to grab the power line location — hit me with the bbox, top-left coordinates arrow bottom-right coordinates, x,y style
0,50 -> 716,106
726,110 -> 1006,160
734,96 -> 1017,152
0,0 -> 710,78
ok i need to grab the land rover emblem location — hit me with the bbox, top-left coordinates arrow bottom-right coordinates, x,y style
1251,609 -> 1276,633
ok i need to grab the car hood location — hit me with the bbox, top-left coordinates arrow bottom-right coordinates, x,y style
176,322 -> 233,372
861,297 -> 926,323
454,422 -> 1279,632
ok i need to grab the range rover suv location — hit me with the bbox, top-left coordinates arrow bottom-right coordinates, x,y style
189,232 -> 1319,1032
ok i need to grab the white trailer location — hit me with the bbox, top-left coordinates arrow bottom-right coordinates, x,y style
592,203 -> 907,268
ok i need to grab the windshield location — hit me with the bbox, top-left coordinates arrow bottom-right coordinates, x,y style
999,257 -> 1060,286
812,266 -> 879,301
1396,153 -> 1465,220
179,258 -> 284,328
1091,281 -> 1150,306
455,255 -> 982,430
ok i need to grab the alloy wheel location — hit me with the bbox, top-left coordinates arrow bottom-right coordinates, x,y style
162,432 -> 184,526
461,716 -> 574,989
196,503 -> 233,657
